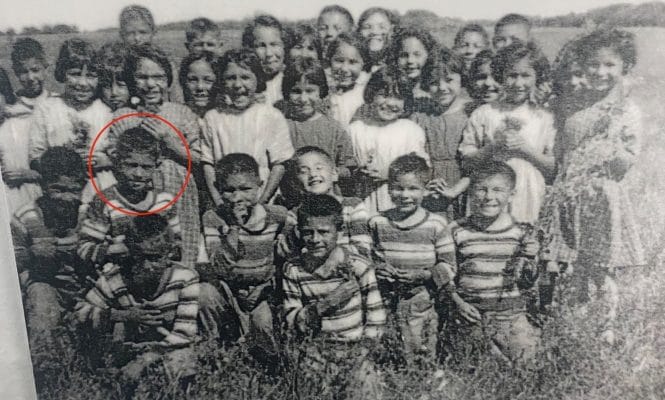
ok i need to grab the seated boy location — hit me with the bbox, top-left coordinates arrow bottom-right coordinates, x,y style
368,154 -> 456,364
283,194 -> 386,398
286,146 -> 371,256
185,17 -> 224,56
199,153 -> 294,348
74,214 -> 200,387
437,160 -> 540,365
78,127 -> 182,270
11,147 -> 89,349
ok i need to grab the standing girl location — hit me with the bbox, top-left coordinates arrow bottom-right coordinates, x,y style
201,48 -> 294,205
348,69 -> 429,214
459,42 -> 556,223
391,26 -> 439,99
357,7 -> 399,74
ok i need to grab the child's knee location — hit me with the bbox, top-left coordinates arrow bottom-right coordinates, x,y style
25,282 -> 62,331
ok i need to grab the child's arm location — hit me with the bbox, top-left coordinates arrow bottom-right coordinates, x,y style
259,163 -> 286,204
77,198 -> 124,266
160,270 -> 200,347
282,263 -> 311,334
458,112 -> 495,164
27,105 -> 49,168
203,163 -> 222,206
345,201 -> 372,257
260,110 -> 296,203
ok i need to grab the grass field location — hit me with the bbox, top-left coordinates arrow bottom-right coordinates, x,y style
5,27 -> 665,399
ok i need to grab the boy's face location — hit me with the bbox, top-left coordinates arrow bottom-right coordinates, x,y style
493,23 -> 530,50
288,79 -> 321,120
185,59 -> 216,108
318,11 -> 352,48
219,172 -> 262,222
115,151 -> 157,195
252,26 -> 285,76
455,32 -> 487,65
296,152 -> 338,195
389,172 -> 426,214
101,74 -> 130,111
222,62 -> 258,110
503,57 -> 536,105
299,215 -> 339,261
431,72 -> 462,108
470,173 -> 514,219
121,18 -> 154,46
372,94 -> 404,122
15,57 -> 47,98
330,43 -> 364,90
64,65 -> 98,105
187,31 -> 223,56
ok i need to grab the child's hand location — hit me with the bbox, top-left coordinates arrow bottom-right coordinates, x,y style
315,279 -> 360,316
427,179 -> 459,200
107,242 -> 130,257
393,268 -> 431,285
141,118 -> 170,140
31,238 -> 57,260
359,166 -> 383,181
129,341 -> 165,351
111,306 -> 163,326
375,262 -> 398,282
276,233 -> 292,258
2,169 -> 41,187
455,298 -> 481,324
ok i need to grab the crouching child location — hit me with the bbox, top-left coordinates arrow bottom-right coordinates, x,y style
283,194 -> 386,399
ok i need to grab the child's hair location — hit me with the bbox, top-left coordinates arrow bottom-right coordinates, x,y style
214,153 -> 260,185
317,5 -> 354,27
179,51 -> 220,99
576,29 -> 637,73
422,46 -> 466,88
297,193 -> 343,229
124,44 -> 173,94
454,24 -> 490,48
54,39 -> 99,83
218,48 -> 267,93
37,147 -> 85,184
119,5 -> 155,32
11,37 -> 46,74
469,159 -> 516,189
186,17 -> 221,42
363,68 -> 409,104
357,7 -> 400,34
552,37 -> 583,96
0,68 -> 16,105
114,127 -> 161,161
390,26 -> 438,80
282,59 -> 329,100
494,13 -> 531,33
491,42 -> 550,86
293,145 -> 335,166
325,32 -> 369,69
388,154 -> 431,184
241,15 -> 286,49
95,41 -> 129,88
288,24 -> 324,61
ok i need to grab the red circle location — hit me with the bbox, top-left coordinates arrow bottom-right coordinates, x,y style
87,112 -> 192,216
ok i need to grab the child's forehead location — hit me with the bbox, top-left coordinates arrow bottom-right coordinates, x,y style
390,171 -> 427,185
297,151 -> 334,167
496,23 -> 530,36
299,214 -> 338,228
473,173 -> 514,187
224,170 -> 260,184
320,11 -> 351,24
192,30 -> 222,41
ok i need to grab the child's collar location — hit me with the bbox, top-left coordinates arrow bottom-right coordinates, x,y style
385,206 -> 429,230
470,212 -> 515,232
112,186 -> 155,211
303,246 -> 347,279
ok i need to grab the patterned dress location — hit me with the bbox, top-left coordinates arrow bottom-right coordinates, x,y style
539,85 -> 646,270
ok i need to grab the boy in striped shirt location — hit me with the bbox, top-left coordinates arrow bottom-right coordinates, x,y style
368,154 -> 456,364
283,194 -> 386,398
439,160 -> 540,365
77,127 -> 182,270
286,146 -> 372,256
74,214 -> 199,388
199,153 -> 294,350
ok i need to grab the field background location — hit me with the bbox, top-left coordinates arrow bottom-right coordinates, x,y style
5,27 -> 665,399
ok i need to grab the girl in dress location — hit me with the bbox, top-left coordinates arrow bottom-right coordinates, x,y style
201,48 -> 294,205
390,26 -> 439,99
356,7 -> 399,74
348,69 -> 429,214
539,30 -> 645,342
459,42 -> 556,224
107,44 -> 202,264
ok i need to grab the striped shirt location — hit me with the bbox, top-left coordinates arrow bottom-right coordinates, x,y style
369,208 -> 456,288
74,262 -> 200,346
450,217 -> 538,313
283,248 -> 386,342
202,204 -> 295,287
77,186 -> 181,267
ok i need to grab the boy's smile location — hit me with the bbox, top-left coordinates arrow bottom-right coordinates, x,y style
330,43 -> 363,90
296,153 -> 338,195
116,152 -> 157,199
299,216 -> 338,261
389,172 -> 426,214
470,174 -> 514,219
288,80 -> 321,120
220,172 -> 262,223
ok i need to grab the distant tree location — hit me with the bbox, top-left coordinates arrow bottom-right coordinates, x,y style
22,26 -> 40,35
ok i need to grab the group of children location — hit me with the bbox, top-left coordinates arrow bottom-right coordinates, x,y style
2,3 -> 646,394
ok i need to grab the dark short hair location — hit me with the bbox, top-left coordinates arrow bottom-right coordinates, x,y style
282,59 -> 329,100
119,5 -> 155,32
363,68 -> 409,104
469,159 -> 516,189
293,146 -> 335,167
318,5 -> 354,27
125,214 -> 170,248
95,41 -> 130,88
37,147 -> 85,184
218,48 -> 267,93
388,154 -> 430,184
11,38 -> 47,74
242,15 -> 286,49
54,39 -> 99,83
124,43 -> 173,94
0,67 -> 16,105
491,42 -> 550,86
325,32 -> 369,69
287,24 -> 324,61
114,126 -> 161,162
576,28 -> 637,73
297,193 -> 343,229
495,13 -> 531,33
179,51 -> 220,105
186,17 -> 221,43
214,153 -> 260,186
454,24 -> 490,48
422,47 -> 466,89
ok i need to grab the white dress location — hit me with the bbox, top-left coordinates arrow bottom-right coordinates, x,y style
349,118 -> 430,214
327,72 -> 371,129
459,102 -> 556,223
263,72 -> 284,107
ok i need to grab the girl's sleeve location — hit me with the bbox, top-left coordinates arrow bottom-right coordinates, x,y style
266,109 -> 295,166
200,115 -> 217,166
412,124 -> 431,164
28,105 -> 49,162
541,111 -> 557,156
180,108 -> 202,163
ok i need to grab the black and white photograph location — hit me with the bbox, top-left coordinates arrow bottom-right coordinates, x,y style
0,0 -> 664,398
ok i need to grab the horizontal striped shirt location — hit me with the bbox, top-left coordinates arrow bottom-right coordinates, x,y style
77,186 -> 181,267
74,262 -> 200,346
369,208 -> 456,290
283,248 -> 386,342
450,217 -> 537,313
202,204 -> 295,287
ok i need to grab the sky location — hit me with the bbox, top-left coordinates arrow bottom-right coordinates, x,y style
0,0 -> 649,32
